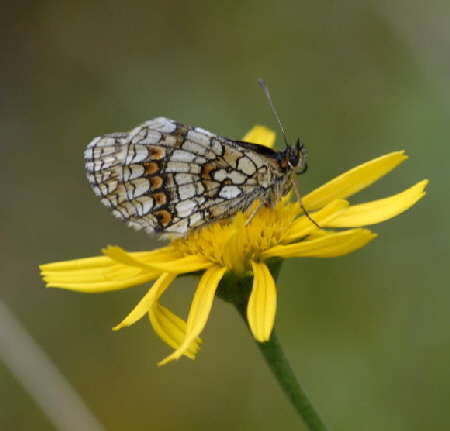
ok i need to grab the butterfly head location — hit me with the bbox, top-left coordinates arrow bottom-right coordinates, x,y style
279,138 -> 308,175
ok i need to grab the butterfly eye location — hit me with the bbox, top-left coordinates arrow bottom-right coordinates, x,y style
289,151 -> 299,168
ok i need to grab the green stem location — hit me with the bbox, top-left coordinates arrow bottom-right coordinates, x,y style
235,302 -> 328,431
217,261 -> 329,431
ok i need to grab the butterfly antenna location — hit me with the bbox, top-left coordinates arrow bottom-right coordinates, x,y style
258,79 -> 320,229
258,78 -> 290,148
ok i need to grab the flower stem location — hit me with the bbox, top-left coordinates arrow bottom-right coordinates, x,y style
216,259 -> 327,431
218,260 -> 328,431
234,302 -> 329,431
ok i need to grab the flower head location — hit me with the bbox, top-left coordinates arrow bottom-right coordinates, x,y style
40,126 -> 427,365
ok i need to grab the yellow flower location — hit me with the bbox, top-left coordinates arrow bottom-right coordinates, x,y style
40,126 -> 428,365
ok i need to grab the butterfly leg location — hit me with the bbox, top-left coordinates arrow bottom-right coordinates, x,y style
245,201 -> 264,226
291,179 -> 320,228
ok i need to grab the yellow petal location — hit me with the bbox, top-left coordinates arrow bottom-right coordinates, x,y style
303,151 -> 408,210
149,303 -> 201,360
158,265 -> 226,365
41,260 -> 161,292
242,126 -> 276,148
222,212 -> 247,274
327,180 -> 428,227
113,272 -> 177,330
40,254 -> 117,272
103,245 -> 182,266
102,245 -> 161,269
138,255 -> 213,274
247,262 -> 277,342
262,229 -> 377,259
42,269 -> 160,292
39,246 -> 182,292
283,199 -> 349,243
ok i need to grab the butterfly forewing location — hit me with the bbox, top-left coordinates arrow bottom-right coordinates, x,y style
85,117 -> 302,235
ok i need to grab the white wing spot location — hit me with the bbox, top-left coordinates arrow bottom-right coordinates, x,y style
176,200 -> 197,217
219,186 -> 242,199
171,150 -> 197,163
178,184 -> 196,200
237,157 -> 256,175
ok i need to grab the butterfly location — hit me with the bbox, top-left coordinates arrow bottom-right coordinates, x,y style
85,78 -> 318,235
84,115 -> 309,236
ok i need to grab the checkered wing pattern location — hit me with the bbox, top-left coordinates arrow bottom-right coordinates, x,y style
85,117 -> 303,235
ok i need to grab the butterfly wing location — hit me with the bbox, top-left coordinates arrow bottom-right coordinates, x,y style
85,117 -> 278,235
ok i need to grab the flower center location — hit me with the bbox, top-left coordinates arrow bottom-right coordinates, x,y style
172,199 -> 299,274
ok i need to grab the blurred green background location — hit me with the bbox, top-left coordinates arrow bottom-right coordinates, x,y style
1,1 -> 448,430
